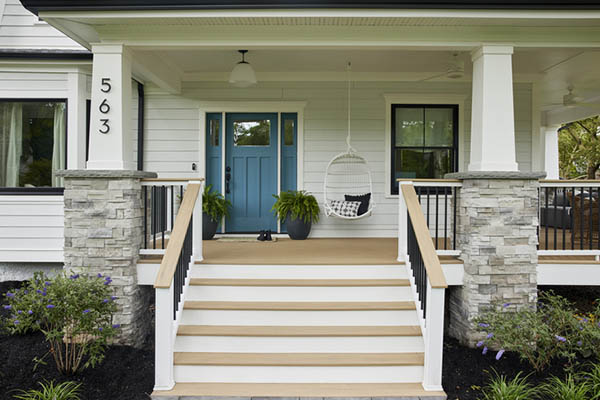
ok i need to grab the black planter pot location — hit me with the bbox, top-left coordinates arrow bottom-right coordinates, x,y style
285,214 -> 312,240
202,212 -> 219,240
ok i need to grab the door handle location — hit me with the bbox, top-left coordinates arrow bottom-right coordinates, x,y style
225,167 -> 231,194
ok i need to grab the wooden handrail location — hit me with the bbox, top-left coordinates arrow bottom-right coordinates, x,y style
154,183 -> 201,289
401,184 -> 448,289
397,178 -> 462,183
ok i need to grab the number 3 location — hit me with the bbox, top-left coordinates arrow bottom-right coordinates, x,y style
101,78 -> 111,93
99,119 -> 110,134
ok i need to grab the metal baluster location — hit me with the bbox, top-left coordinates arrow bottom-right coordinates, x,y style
143,186 -> 147,249
152,186 -> 156,250
590,187 -> 594,250
553,187 -> 557,250
453,187 -> 457,250
580,187 -> 585,250
435,186 -> 439,250
544,187 -> 549,250
444,188 -> 448,250
562,189 -> 567,251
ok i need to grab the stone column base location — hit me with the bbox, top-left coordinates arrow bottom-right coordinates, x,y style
57,169 -> 157,347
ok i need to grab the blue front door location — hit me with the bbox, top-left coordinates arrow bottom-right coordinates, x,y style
225,113 -> 278,232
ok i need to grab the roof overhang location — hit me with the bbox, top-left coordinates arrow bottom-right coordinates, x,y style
20,0 -> 600,15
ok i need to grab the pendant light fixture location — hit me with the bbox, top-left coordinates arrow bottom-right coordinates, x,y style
229,50 -> 257,88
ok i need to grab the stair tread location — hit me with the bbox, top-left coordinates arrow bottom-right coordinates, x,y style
184,301 -> 417,310
189,278 -> 410,286
173,352 -> 424,366
177,325 -> 422,337
152,382 -> 446,397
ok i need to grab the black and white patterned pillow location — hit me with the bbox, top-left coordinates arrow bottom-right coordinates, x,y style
330,200 -> 362,217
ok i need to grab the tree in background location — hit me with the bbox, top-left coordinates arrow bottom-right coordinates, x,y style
559,116 -> 600,179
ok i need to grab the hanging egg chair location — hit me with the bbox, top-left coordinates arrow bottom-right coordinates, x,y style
323,63 -> 375,220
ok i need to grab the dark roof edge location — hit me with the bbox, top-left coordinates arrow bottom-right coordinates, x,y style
21,1 -> 600,15
0,49 -> 92,60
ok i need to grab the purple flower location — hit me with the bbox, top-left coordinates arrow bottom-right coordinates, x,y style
486,333 -> 494,339
583,318 -> 589,323
70,274 -> 79,280
502,303 -> 511,308
555,335 -> 567,343
13,320 -> 19,325
112,324 -> 121,329
577,341 -> 583,346
482,346 -> 488,355
3,305 -> 11,310
17,310 -> 22,314
83,309 -> 91,314
496,349 -> 505,360
27,310 -> 33,315
36,290 -> 42,294
476,340 -> 484,348
111,296 -> 117,301
46,304 -> 55,309
44,281 -> 51,286
6,292 -> 14,298
104,276 -> 111,281
97,273 -> 103,278
478,323 -> 490,328
103,299 -> 109,303
98,327 -> 103,332
24,290 -> 28,295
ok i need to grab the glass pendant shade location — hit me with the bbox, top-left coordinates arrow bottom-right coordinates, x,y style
229,61 -> 257,88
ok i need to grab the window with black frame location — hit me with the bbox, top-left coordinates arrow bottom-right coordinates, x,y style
0,100 -> 66,190
391,104 -> 458,194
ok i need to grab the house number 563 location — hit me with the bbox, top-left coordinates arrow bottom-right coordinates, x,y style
99,77 -> 111,134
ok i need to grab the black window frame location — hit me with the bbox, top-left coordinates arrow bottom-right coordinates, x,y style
391,104 -> 459,195
0,98 -> 68,195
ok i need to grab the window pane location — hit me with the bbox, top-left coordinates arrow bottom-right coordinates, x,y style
394,148 -> 452,180
209,119 -> 220,147
233,120 -> 270,146
425,108 -> 454,147
0,101 -> 66,188
395,107 -> 424,146
283,119 -> 295,146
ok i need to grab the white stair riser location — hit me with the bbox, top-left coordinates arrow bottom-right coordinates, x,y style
191,265 -> 408,279
174,335 -> 424,353
181,310 -> 420,326
174,365 -> 424,383
186,286 -> 413,302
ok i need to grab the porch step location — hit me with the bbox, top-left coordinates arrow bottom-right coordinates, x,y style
190,264 -> 408,279
183,301 -> 416,310
190,278 -> 410,286
174,352 -> 424,366
177,325 -> 422,336
152,382 -> 446,398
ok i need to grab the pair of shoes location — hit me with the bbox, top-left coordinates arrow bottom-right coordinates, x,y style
264,230 -> 273,241
257,230 -> 266,241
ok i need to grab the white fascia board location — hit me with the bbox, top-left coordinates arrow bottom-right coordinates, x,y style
545,105 -> 600,126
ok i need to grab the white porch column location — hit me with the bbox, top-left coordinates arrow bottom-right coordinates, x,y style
468,45 -> 518,172
87,44 -> 136,170
544,125 -> 561,179
67,71 -> 88,169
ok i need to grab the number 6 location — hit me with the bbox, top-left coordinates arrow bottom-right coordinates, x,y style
99,99 -> 110,114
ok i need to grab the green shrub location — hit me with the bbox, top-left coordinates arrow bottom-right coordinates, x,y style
2,272 -> 119,374
478,371 -> 539,400
584,363 -> 600,400
474,292 -> 581,371
12,380 -> 81,400
575,302 -> 600,361
272,190 -> 320,224
202,184 -> 231,222
540,375 -> 592,400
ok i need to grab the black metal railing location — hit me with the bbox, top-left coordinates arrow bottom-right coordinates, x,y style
407,216 -> 427,318
142,184 -> 184,250
539,185 -> 600,250
173,218 -> 193,319
415,185 -> 458,250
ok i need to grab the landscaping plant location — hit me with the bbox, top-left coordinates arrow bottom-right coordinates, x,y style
1,272 -> 119,374
203,184 -> 231,222
479,371 -> 539,400
12,380 -> 81,400
474,292 -> 583,371
540,374 -> 593,400
271,190 -> 320,224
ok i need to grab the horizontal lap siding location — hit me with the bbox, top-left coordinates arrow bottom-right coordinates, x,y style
140,81 -> 533,237
1,0 -> 83,49
0,196 -> 64,262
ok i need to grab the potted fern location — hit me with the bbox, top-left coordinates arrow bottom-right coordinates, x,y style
203,185 -> 231,240
271,190 -> 320,240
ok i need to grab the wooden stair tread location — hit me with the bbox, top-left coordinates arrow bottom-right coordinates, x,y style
152,382 -> 446,397
184,301 -> 416,311
173,352 -> 424,366
189,278 -> 410,286
177,325 -> 422,337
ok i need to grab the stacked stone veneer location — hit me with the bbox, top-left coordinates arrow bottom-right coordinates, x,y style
445,171 -> 545,345
57,170 -> 157,347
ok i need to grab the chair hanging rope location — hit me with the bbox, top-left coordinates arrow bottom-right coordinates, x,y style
323,62 -> 375,220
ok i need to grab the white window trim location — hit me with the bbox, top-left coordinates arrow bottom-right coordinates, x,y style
384,94 -> 467,198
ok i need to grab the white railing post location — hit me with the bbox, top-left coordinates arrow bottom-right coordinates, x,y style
154,285 -> 175,391
422,281 -> 446,392
398,181 -> 412,261
191,180 -> 203,262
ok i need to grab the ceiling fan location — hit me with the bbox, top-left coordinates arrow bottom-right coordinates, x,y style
547,85 -> 600,108
420,53 -> 465,82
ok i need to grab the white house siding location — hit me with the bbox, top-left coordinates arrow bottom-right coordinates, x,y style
140,81 -> 533,238
0,0 -> 83,50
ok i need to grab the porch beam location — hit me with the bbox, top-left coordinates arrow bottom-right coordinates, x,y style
131,49 -> 181,94
468,45 -> 518,172
87,43 -> 136,170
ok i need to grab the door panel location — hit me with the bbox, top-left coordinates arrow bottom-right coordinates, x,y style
225,113 -> 278,232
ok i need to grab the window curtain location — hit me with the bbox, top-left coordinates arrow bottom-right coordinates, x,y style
5,104 -> 23,187
51,103 -> 66,187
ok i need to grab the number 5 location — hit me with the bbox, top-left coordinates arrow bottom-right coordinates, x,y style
99,119 -> 110,134
101,78 -> 111,93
